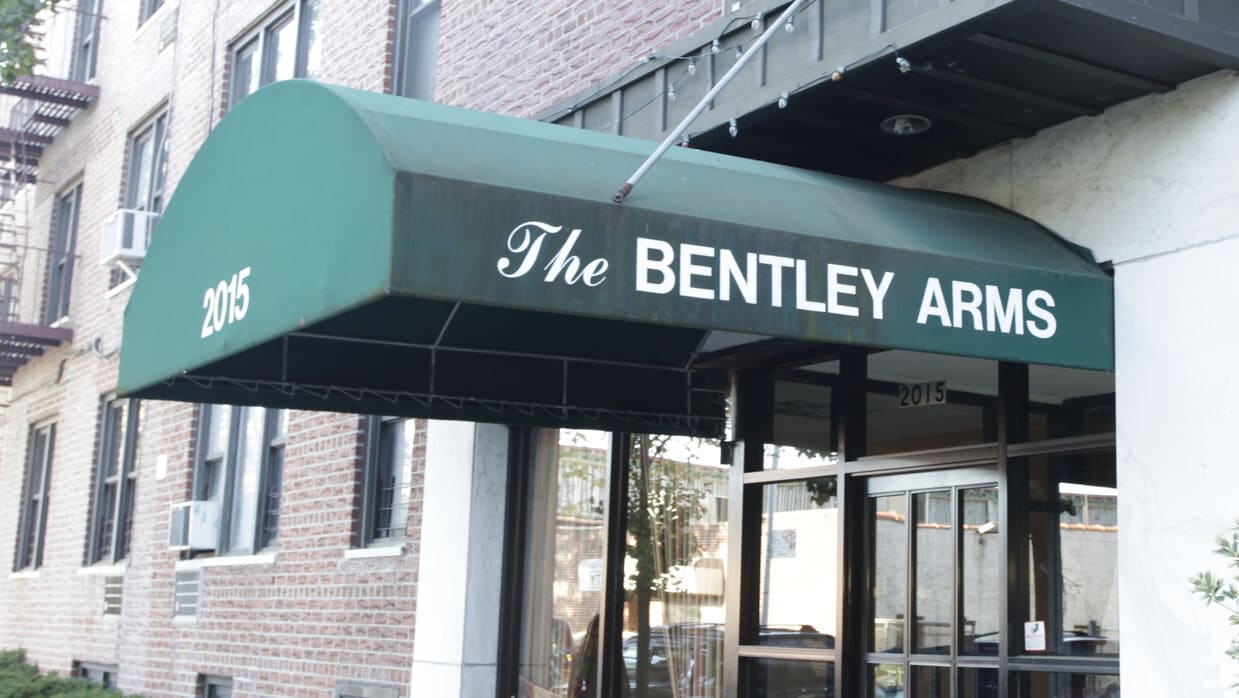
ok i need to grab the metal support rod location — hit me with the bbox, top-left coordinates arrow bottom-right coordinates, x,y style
612,0 -> 810,204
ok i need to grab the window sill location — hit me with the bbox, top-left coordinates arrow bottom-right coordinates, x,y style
78,563 -> 127,576
48,315 -> 72,330
343,544 -> 406,560
9,570 -> 39,579
174,551 -> 277,571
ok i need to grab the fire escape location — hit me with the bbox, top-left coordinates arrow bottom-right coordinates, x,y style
0,8 -> 100,388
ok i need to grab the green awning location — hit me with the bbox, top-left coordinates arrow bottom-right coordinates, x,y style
119,80 -> 1113,436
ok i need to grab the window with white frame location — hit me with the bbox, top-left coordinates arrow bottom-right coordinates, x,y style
394,0 -> 440,100
125,109 -> 168,215
71,0 -> 102,82
15,422 -> 55,571
111,109 -> 168,288
358,416 -> 417,547
192,405 -> 287,554
87,397 -> 141,565
229,0 -> 322,108
43,183 -> 81,324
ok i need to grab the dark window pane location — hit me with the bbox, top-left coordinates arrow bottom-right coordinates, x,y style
1012,672 -> 1119,698
96,482 -> 117,560
960,667 -> 1001,698
116,479 -> 136,560
398,0 -> 441,99
771,375 -> 835,459
17,424 -> 54,570
102,401 -> 126,477
911,665 -> 949,698
204,459 -> 224,501
746,658 -> 834,698
867,352 -> 997,456
373,418 -> 412,539
262,446 -> 283,547
45,187 -> 80,323
1027,365 -> 1114,442
72,0 -> 100,81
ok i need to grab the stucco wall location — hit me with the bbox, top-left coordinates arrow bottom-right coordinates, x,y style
899,68 -> 1239,696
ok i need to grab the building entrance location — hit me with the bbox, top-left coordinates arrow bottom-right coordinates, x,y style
863,467 -> 1001,698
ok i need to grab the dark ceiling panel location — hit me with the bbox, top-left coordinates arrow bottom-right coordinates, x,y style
548,0 -> 1239,182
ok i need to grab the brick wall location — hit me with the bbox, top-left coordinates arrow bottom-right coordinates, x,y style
0,0 -> 722,695
436,0 -> 720,117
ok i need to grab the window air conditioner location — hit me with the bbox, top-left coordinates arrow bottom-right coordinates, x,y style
100,209 -> 159,265
167,501 -> 220,551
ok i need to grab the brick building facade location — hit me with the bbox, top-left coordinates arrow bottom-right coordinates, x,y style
0,1 -> 725,696
3,0 -> 1238,696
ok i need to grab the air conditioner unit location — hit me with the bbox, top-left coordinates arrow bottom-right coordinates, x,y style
167,501 -> 220,551
100,209 -> 159,265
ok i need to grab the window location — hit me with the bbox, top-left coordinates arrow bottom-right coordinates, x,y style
394,0 -> 440,100
358,416 -> 418,546
113,110 -> 168,288
71,0 -> 102,82
43,184 -> 81,324
15,422 -> 55,571
75,662 -> 118,690
87,398 -> 141,565
125,110 -> 168,215
499,356 -> 1116,696
192,405 -> 287,554
513,429 -> 728,698
0,275 -> 16,321
200,676 -> 232,698
139,0 -> 164,24
334,681 -> 399,698
1018,448 -> 1119,657
228,0 -> 321,108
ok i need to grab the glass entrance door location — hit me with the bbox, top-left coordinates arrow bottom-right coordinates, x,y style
863,467 -> 1001,698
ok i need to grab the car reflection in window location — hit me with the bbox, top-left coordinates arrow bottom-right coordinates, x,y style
620,623 -> 835,698
622,623 -> 723,698
754,625 -> 835,697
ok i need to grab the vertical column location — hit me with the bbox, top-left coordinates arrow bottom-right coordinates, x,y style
409,420 -> 509,696
837,348 -> 867,697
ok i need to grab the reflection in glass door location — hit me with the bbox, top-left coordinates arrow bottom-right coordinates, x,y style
864,468 -> 1001,698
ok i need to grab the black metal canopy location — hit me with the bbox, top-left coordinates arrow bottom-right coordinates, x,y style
546,0 -> 1239,181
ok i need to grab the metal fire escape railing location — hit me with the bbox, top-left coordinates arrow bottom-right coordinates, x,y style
0,9 -> 101,387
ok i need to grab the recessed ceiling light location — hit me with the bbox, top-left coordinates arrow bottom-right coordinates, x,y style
880,114 -> 932,136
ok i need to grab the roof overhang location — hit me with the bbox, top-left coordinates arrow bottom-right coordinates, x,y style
545,0 -> 1239,180
118,81 -> 1113,436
